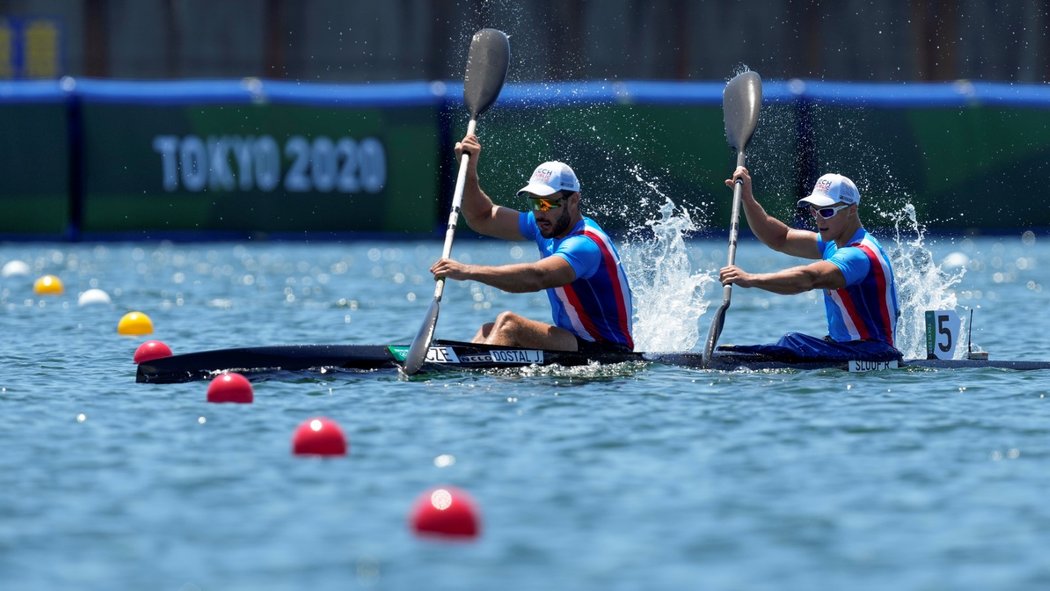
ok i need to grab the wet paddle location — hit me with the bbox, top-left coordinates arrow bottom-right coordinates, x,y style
702,70 -> 763,366
403,28 -> 510,375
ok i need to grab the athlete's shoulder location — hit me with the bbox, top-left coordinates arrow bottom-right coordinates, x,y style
858,231 -> 888,251
579,217 -> 621,247
580,216 -> 610,234
850,230 -> 893,261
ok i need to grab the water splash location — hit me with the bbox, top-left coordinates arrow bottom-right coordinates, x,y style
730,64 -> 753,79
623,195 -> 713,353
877,202 -> 964,358
497,360 -> 648,380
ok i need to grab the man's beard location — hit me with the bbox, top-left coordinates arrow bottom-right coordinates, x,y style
539,208 -> 572,238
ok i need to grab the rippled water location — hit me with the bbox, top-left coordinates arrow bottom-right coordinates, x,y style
2,233 -> 1049,591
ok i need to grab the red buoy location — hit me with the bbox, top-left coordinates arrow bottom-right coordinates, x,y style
206,372 -> 254,404
133,340 -> 173,364
291,417 -> 348,456
409,486 -> 481,539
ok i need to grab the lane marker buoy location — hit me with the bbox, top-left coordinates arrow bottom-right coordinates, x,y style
409,485 -> 481,539
33,275 -> 64,296
118,311 -> 154,335
206,372 -> 254,404
291,417 -> 348,456
78,288 -> 112,306
2,260 -> 30,278
133,340 -> 173,364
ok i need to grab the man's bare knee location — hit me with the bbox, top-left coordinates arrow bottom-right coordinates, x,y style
472,322 -> 495,343
492,311 -> 522,332
486,312 -> 526,345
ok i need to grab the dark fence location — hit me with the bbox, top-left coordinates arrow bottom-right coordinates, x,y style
2,1 -> 1049,83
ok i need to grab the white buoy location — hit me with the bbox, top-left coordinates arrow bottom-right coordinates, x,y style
77,288 -> 112,306
2,260 -> 30,278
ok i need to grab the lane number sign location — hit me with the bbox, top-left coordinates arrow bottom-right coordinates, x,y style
925,310 -> 960,360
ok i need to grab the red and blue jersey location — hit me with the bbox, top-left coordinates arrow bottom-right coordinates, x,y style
819,228 -> 900,345
519,213 -> 634,350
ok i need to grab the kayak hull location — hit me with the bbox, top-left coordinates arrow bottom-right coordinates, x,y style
135,340 -> 1050,384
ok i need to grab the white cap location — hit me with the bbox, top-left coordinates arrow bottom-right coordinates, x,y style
797,173 -> 860,208
516,161 -> 580,197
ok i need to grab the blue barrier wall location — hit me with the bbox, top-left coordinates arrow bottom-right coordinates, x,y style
2,78 -> 1049,240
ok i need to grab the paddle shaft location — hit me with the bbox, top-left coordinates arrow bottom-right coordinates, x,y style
723,150 -> 746,293
432,118 -> 477,301
702,150 -> 746,363
403,118 -> 476,373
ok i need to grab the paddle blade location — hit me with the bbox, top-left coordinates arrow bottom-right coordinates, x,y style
723,71 -> 763,152
463,28 -> 510,118
702,299 -> 731,365
404,299 -> 440,375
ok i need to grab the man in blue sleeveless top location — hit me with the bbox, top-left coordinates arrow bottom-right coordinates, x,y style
428,133 -> 634,352
717,167 -> 901,361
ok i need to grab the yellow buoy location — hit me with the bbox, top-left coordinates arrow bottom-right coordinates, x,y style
33,275 -> 64,296
118,311 -> 154,336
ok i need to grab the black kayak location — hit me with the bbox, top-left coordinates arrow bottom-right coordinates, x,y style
134,340 -> 1050,384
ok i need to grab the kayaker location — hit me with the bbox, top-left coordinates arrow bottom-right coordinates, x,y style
428,133 -> 634,352
717,167 -> 902,361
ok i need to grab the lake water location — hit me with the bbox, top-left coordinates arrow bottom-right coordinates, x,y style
2,223 -> 1049,590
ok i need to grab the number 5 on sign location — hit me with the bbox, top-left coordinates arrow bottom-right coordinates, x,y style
925,310 -> 960,360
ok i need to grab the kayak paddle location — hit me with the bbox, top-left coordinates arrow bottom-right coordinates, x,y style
403,28 -> 510,375
702,70 -> 763,366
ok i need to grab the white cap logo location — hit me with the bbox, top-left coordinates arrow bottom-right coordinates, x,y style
532,168 -> 554,183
